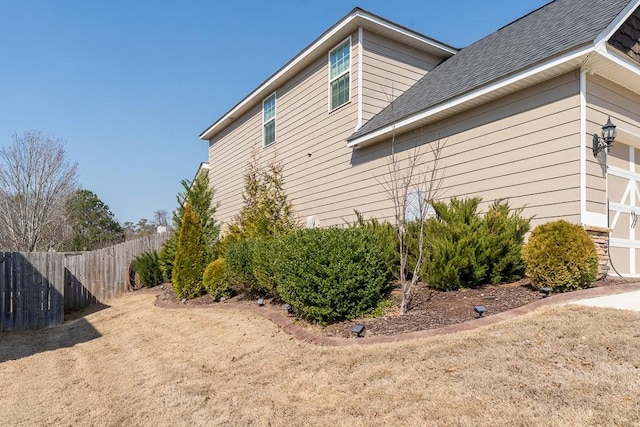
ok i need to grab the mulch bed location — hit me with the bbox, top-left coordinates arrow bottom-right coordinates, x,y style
155,276 -> 637,338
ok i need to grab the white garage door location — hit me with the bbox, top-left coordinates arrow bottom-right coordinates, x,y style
608,143 -> 640,277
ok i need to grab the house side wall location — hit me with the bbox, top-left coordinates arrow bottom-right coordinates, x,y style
208,30 -> 361,227
361,30 -> 440,124
348,72 -> 582,228
209,63 -> 582,231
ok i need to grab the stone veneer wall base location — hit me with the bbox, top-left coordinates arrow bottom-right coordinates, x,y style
584,225 -> 611,279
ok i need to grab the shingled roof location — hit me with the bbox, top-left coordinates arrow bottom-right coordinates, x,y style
348,0 -> 634,143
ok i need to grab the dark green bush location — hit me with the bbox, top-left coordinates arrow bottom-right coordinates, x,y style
131,250 -> 164,288
420,198 -> 487,290
521,220 -> 597,292
203,257 -> 232,300
252,238 -> 282,297
273,227 -> 391,324
482,200 -> 531,283
224,239 -> 259,293
350,211 -> 398,277
420,198 -> 530,291
172,203 -> 208,299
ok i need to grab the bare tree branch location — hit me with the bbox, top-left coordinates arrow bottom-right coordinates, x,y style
375,84 -> 446,314
0,131 -> 78,251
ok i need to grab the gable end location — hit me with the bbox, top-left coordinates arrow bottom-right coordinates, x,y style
609,6 -> 640,63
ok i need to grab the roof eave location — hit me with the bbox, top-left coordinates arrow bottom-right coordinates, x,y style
347,44 -> 596,149
199,8 -> 458,141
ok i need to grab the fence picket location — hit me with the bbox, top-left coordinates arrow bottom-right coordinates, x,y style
0,233 -> 168,331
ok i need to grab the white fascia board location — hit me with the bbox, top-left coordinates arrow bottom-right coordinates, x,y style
594,0 -> 640,46
363,12 -> 457,55
199,10 -> 457,141
347,45 -> 595,148
596,44 -> 640,78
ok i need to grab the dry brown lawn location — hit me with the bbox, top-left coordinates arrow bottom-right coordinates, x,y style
1,290 -> 639,426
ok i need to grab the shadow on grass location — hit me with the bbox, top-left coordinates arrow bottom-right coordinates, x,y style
0,303 -> 109,364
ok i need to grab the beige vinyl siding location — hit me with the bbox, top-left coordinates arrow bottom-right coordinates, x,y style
361,30 -> 440,124
347,72 -> 582,228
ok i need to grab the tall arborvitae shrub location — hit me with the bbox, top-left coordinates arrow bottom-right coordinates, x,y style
172,203 -> 208,299
159,170 -> 219,282
223,155 -> 298,246
521,220 -> 597,291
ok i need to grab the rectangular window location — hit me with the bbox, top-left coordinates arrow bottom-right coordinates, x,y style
329,38 -> 351,110
263,93 -> 276,146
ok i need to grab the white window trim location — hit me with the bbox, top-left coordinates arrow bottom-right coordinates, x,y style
328,36 -> 352,112
262,92 -> 276,147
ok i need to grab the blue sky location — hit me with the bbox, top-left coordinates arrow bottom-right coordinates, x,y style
0,0 -> 548,224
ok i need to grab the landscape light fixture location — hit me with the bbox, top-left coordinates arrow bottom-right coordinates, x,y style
284,304 -> 293,315
257,298 -> 265,306
592,116 -> 617,157
352,324 -> 365,337
540,287 -> 553,298
473,305 -> 487,318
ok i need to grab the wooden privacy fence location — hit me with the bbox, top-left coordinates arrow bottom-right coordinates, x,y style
0,233 -> 168,332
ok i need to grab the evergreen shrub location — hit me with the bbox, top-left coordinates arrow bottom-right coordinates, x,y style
172,203 -> 208,299
251,238 -> 282,297
420,198 -> 530,291
350,211 -> 398,277
203,257 -> 232,300
224,239 -> 259,293
273,227 -> 391,324
521,220 -> 598,292
131,250 -> 163,288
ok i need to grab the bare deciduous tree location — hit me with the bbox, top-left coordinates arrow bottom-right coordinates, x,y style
378,134 -> 445,315
0,131 -> 79,251
154,209 -> 170,228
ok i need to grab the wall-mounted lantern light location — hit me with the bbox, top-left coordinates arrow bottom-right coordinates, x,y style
592,116 -> 617,157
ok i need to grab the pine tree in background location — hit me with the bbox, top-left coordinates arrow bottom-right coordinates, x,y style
172,203 -> 208,299
66,189 -> 126,251
159,170 -> 219,282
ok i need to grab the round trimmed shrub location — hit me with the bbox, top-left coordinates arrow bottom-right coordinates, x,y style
521,220 -> 598,292
203,257 -> 232,300
273,227 -> 391,324
224,239 -> 259,294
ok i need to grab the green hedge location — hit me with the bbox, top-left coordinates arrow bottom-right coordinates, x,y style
272,227 -> 391,324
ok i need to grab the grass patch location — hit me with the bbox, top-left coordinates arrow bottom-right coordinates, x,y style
1,291 -> 639,426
